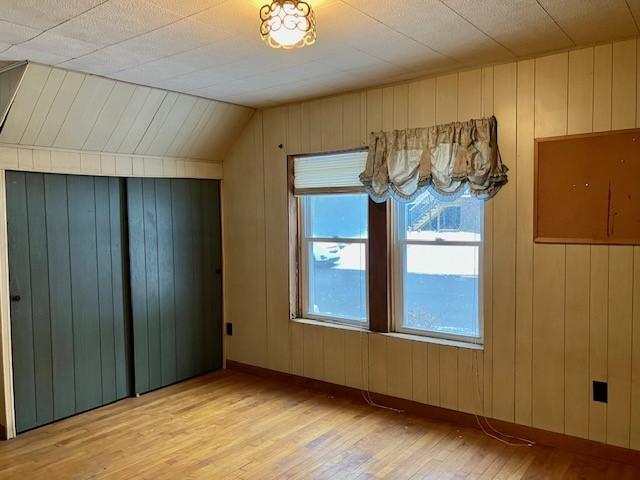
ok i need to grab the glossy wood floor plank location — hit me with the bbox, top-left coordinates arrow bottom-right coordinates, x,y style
0,370 -> 638,479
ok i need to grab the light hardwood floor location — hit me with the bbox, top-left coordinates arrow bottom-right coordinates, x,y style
0,370 -> 638,479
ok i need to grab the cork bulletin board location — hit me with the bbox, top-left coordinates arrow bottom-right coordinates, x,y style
534,128 -> 640,245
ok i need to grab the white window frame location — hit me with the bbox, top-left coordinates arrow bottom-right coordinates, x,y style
391,195 -> 484,344
298,194 -> 369,328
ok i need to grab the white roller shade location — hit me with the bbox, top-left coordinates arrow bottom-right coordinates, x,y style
294,150 -> 367,193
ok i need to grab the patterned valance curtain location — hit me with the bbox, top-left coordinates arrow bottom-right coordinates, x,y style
359,116 -> 507,202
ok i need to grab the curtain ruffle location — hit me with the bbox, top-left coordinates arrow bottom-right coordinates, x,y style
360,116 -> 508,203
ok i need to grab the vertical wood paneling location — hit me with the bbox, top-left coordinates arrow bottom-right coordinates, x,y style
303,324 -> 324,380
289,321 -> 304,376
36,72 -> 85,147
631,246 -> 640,449
491,62 -> 517,423
83,82 -> 136,152
427,344 -> 440,406
407,78 -> 436,128
68,175 -> 103,413
263,107 -> 290,373
436,73 -> 458,124
392,84 -> 408,129
606,247 -> 633,447
54,76 -> 115,150
166,98 -> 209,158
481,66 -> 494,418
118,89 -> 166,154
593,44 -> 613,132
366,89 -> 383,133
6,172 -> 36,432
458,349 -> 483,414
382,87 -> 394,131
220,39 -> 640,455
589,246 -> 609,442
127,178 -> 150,393
589,43 -> 613,443
457,68 -> 483,416
44,174 -> 75,420
321,96 -> 343,151
143,179 -> 162,390
287,103 -> 302,155
368,334 -> 387,394
19,69 -> 67,146
563,47 -> 594,440
155,179 -> 177,386
2,172 -> 130,434
145,95 -> 197,157
223,114 -> 267,367
323,328 -> 345,386
94,177 -> 117,403
134,92 -> 178,155
307,100 -> 322,153
411,341 -> 428,404
342,93 -> 362,149
344,330 -> 366,389
104,87 -> 152,153
439,346 -> 458,410
532,52 -> 568,434
387,336 -> 412,400
605,38 -> 636,448
515,59 -> 535,427
0,64 -> 42,144
108,178 -> 129,399
611,39 -> 637,129
434,72 -> 460,410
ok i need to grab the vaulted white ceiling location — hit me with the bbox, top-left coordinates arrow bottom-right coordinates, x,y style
1,0 -> 639,107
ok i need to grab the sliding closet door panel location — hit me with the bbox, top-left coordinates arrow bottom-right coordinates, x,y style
143,180 -> 162,391
156,180 -> 177,386
171,179 -> 193,381
7,172 -> 37,432
127,178 -> 150,394
110,178 -> 131,400
7,172 -> 131,433
95,177 -> 117,404
44,174 -> 76,420
68,176 -> 103,412
26,174 -> 54,424
127,178 -> 222,394
201,181 -> 222,373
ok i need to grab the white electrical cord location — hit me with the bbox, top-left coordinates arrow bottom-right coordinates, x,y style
358,333 -> 536,447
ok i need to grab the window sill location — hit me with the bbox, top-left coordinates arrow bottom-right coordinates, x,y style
290,317 -> 484,351
291,317 -> 368,333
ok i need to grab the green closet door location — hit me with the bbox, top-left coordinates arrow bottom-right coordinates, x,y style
6,172 -> 131,433
127,178 -> 222,395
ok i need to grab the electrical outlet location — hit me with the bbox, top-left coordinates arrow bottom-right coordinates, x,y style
593,380 -> 607,403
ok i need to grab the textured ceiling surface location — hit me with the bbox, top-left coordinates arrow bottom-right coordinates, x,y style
0,0 -> 638,107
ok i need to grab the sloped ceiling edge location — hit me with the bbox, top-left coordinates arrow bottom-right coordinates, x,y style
0,62 -> 254,163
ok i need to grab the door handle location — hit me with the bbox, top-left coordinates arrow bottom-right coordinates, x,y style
10,295 -> 21,302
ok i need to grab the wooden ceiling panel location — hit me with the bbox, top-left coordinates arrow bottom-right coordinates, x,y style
0,63 -> 254,162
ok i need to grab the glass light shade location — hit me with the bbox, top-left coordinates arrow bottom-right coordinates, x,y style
260,0 -> 316,49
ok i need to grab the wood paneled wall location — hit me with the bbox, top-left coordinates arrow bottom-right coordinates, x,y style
223,38 -> 640,450
0,145 -> 223,179
0,63 -> 254,163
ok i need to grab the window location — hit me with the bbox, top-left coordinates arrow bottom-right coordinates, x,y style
393,187 -> 483,341
290,150 -> 484,344
292,151 -> 369,327
300,194 -> 368,325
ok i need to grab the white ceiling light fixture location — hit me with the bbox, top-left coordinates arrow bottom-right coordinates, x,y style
260,0 -> 316,49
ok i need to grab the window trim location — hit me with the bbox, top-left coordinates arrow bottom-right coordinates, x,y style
288,149 -> 486,346
390,196 -> 485,344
